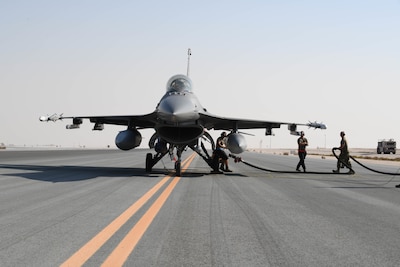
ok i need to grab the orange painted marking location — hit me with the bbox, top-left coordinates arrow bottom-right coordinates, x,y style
60,153 -> 196,267
60,175 -> 171,267
101,153 -> 196,267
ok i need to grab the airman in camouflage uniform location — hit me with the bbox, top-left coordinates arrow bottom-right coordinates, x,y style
333,131 -> 354,174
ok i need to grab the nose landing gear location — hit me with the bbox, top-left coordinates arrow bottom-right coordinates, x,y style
175,161 -> 181,176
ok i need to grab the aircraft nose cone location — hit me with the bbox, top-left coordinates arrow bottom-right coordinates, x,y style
39,116 -> 47,121
158,95 -> 198,122
159,98 -> 190,114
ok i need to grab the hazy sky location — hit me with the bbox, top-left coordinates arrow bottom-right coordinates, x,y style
1,1 -> 399,150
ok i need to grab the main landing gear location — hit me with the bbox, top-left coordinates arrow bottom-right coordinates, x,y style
145,146 -> 185,176
145,151 -> 168,173
145,132 -> 217,176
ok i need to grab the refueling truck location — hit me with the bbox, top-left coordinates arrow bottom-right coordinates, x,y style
377,139 -> 396,154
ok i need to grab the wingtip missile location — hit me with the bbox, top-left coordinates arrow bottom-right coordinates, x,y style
39,113 -> 63,122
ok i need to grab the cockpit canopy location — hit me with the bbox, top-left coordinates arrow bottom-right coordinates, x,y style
166,74 -> 193,93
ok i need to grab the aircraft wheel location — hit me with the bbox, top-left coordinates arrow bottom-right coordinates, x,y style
146,153 -> 153,172
175,161 -> 181,176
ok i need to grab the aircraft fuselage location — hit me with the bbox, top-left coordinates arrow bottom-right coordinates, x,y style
155,74 -> 205,145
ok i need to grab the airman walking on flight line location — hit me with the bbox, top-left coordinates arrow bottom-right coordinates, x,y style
333,131 -> 354,174
296,131 -> 308,172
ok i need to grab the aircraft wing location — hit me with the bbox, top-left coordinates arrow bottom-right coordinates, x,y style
40,111 -> 325,132
199,112 -> 325,133
46,112 -> 159,129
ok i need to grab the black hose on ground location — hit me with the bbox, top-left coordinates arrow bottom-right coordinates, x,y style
332,148 -> 400,176
229,148 -> 400,184
229,153 -> 351,175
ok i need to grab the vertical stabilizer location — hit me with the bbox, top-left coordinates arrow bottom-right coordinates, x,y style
187,48 -> 191,77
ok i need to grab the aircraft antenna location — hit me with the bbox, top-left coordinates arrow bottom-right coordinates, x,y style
187,48 -> 191,77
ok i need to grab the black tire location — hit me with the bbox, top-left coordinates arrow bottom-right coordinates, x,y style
175,161 -> 181,176
146,153 -> 153,172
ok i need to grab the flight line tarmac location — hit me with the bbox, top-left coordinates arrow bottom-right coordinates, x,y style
1,149 -> 400,266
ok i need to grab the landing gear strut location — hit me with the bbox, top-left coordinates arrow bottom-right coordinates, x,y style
145,145 -> 185,176
174,146 -> 185,176
145,153 -> 153,172
190,133 -> 222,173
175,161 -> 181,176
145,151 -> 168,173
145,131 -> 217,176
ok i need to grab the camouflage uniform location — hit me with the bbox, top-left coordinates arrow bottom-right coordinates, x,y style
296,132 -> 308,172
334,132 -> 353,173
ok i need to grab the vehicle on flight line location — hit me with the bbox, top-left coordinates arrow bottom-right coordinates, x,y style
377,139 -> 396,154
40,49 -> 326,176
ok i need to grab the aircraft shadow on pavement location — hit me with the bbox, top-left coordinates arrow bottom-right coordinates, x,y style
0,164 -> 175,182
180,167 -> 249,178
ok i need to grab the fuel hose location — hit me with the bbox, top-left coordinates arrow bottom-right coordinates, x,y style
230,148 -> 400,177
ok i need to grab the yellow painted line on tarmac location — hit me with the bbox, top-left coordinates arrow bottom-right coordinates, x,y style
101,153 -> 196,267
60,153 -> 196,267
